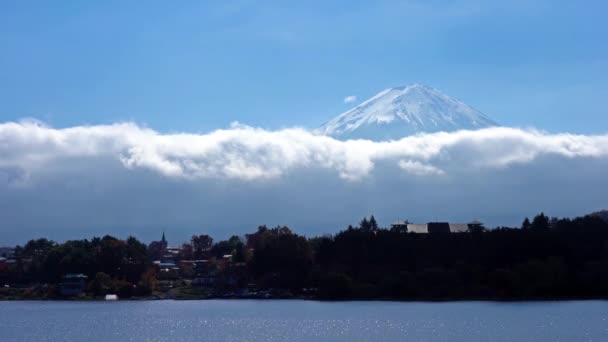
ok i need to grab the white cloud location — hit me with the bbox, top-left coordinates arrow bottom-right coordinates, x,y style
2,120 -> 608,243
398,160 -> 445,176
2,121 -> 608,184
343,95 -> 357,104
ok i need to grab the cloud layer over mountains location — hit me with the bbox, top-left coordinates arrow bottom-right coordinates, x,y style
1,120 -> 607,244
3,120 -> 608,182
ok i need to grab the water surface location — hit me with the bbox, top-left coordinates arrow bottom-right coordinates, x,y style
1,300 -> 607,341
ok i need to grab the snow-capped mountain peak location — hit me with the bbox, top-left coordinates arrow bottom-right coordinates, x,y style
316,84 -> 497,140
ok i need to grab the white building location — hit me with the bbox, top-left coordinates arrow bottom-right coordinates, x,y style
390,221 -> 483,233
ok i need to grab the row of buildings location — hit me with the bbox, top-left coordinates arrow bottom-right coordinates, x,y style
390,220 -> 483,233
153,233 -> 243,291
0,247 -> 16,272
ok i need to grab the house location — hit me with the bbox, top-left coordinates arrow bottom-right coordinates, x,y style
407,223 -> 429,233
161,253 -> 176,264
390,221 -> 409,232
448,223 -> 470,233
427,222 -> 451,234
392,220 -> 484,233
154,261 -> 180,280
0,247 -> 15,259
0,248 -> 16,272
160,247 -> 181,264
162,246 -> 182,262
467,220 -> 484,231
105,294 -> 118,301
59,274 -> 88,296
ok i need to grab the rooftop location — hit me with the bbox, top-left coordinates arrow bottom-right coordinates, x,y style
63,273 -> 88,279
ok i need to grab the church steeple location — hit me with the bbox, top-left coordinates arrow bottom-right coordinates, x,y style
161,232 -> 166,245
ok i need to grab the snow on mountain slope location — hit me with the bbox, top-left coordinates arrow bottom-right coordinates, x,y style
316,84 -> 498,140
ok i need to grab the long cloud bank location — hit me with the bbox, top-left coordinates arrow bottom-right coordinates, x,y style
2,120 -> 608,184
1,119 -> 608,244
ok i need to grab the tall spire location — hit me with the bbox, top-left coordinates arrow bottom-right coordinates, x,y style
161,231 -> 166,244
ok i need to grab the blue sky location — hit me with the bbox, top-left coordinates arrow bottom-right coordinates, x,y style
1,0 -> 607,134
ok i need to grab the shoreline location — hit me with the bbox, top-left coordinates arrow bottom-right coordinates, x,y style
2,295 -> 608,303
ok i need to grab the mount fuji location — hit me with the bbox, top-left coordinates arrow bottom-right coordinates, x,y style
316,84 -> 498,140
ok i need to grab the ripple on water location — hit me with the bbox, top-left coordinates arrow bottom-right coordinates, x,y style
1,300 -> 607,342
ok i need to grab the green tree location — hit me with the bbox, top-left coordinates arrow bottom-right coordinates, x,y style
191,235 -> 213,259
124,236 -> 148,283
360,217 -> 370,230
250,227 -> 312,290
88,272 -> 113,296
147,241 -> 165,261
521,217 -> 531,230
369,215 -> 379,231
531,213 -> 550,231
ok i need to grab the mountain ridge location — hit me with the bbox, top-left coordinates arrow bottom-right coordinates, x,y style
316,84 -> 498,140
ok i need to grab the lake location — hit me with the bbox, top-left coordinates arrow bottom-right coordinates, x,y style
1,300 -> 607,341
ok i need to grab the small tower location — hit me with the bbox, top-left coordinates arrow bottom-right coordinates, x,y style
161,231 -> 167,248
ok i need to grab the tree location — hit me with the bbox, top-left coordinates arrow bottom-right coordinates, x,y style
178,243 -> 194,260
233,242 -> 246,263
210,235 -> 244,259
318,273 -> 353,299
360,217 -> 370,230
245,226 -> 268,249
369,215 -> 379,231
250,227 -> 313,290
147,241 -> 165,261
124,236 -> 148,283
96,236 -> 127,278
531,213 -> 550,231
192,235 -> 213,259
210,241 -> 234,258
137,268 -> 157,295
88,272 -> 113,296
521,217 -> 531,230
228,235 -> 242,246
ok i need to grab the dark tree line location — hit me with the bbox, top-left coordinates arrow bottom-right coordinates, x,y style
2,235 -> 154,297
248,214 -> 608,300
2,212 -> 608,300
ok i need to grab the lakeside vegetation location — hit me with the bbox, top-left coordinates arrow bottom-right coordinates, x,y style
2,212 -> 608,301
